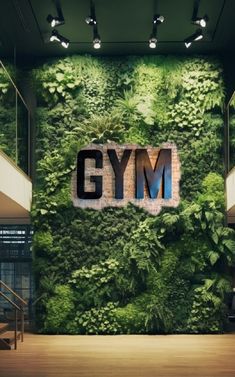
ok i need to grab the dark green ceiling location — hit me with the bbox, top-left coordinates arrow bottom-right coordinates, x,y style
0,0 -> 233,59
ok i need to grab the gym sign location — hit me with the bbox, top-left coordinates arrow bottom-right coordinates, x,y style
72,143 -> 180,215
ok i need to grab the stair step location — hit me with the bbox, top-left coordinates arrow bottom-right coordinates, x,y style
0,331 -> 21,345
0,323 -> 8,333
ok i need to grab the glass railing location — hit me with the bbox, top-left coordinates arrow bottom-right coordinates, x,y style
227,91 -> 235,174
0,60 -> 30,176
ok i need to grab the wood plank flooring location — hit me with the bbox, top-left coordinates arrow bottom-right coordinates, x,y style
0,333 -> 235,377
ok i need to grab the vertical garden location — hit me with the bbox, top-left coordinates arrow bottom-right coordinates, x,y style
32,55 -> 235,334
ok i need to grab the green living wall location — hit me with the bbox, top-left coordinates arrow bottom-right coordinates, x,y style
32,55 -> 235,334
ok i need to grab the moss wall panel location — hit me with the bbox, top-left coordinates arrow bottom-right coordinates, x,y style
32,55 -> 235,334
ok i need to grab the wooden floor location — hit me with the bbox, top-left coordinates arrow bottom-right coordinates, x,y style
0,333 -> 235,377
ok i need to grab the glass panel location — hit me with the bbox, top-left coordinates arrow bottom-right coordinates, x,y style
0,225 -> 32,259
15,262 -> 31,300
0,261 -> 33,316
0,263 -> 15,307
228,93 -> 235,172
0,62 -> 16,162
17,94 -> 30,174
0,262 -> 14,288
0,60 -> 30,175
0,225 -> 33,316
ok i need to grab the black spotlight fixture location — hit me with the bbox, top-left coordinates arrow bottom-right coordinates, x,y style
47,14 -> 64,28
47,0 -> 65,27
191,0 -> 209,28
85,0 -> 97,25
93,26 -> 101,49
85,15 -> 97,26
192,15 -> 209,28
184,29 -> 203,48
86,1 -> 101,49
148,14 -> 165,49
149,36 -> 157,49
184,0 -> 208,48
153,14 -> 165,24
50,29 -> 69,48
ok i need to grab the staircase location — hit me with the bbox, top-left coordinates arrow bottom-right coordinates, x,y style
0,280 -> 27,350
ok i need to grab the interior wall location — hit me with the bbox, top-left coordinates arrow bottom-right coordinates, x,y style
31,55 -> 235,335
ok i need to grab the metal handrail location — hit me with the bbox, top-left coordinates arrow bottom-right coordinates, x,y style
0,291 -> 21,311
0,280 -> 27,306
0,281 -> 27,350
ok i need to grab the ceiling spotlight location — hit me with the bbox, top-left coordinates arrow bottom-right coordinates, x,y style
149,37 -> 157,49
192,15 -> 208,28
194,29 -> 203,41
184,29 -> 203,48
47,14 -> 64,28
148,14 -> 164,49
85,16 -> 97,25
50,30 -> 70,48
47,1 -> 65,27
50,29 -> 60,42
185,42 -> 192,49
86,0 -> 97,25
93,35 -> 101,49
60,36 -> 70,49
86,1 -> 101,49
153,14 -> 165,24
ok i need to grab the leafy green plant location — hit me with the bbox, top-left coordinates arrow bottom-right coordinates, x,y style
74,302 -> 120,334
74,113 -> 126,144
197,172 -> 225,210
114,89 -> 140,124
120,217 -> 165,289
33,231 -> 53,255
145,296 -> 174,333
69,259 -> 123,309
115,302 -> 146,334
43,285 -> 75,334
186,276 -> 230,333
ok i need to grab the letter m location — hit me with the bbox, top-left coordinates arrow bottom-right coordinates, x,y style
135,149 -> 172,199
